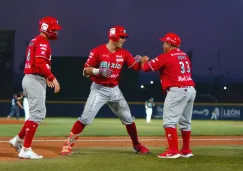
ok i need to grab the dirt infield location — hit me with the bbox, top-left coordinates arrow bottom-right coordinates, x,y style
1,136 -> 243,161
0,118 -> 25,125
0,119 -> 242,161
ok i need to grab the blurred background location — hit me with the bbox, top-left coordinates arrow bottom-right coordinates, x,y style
0,0 -> 243,103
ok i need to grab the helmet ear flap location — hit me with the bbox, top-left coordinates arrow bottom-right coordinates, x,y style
112,35 -> 120,42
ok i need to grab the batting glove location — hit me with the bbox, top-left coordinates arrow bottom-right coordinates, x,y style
99,68 -> 113,77
134,55 -> 142,63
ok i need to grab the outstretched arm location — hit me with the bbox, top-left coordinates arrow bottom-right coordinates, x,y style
141,54 -> 165,72
125,51 -> 149,71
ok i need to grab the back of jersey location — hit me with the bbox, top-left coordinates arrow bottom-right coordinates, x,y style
24,39 -> 36,74
161,49 -> 195,89
24,35 -> 51,75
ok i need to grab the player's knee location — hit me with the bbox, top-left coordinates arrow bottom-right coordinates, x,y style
179,123 -> 191,131
78,116 -> 93,125
29,107 -> 46,123
163,119 -> 177,128
163,124 -> 176,128
120,115 -> 134,125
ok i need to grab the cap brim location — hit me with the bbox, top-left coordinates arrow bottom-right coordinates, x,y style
54,24 -> 62,30
121,33 -> 129,38
159,37 -> 166,42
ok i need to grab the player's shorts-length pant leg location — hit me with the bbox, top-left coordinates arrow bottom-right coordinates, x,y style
78,83 -> 109,125
22,74 -> 46,124
178,88 -> 196,130
106,86 -> 134,125
163,87 -> 192,128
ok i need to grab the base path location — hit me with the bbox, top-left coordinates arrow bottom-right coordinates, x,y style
0,136 -> 242,161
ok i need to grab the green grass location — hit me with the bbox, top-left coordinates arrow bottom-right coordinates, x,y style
0,118 -> 243,137
1,118 -> 243,170
0,146 -> 243,171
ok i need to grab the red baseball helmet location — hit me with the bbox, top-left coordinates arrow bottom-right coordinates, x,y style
39,16 -> 61,40
160,33 -> 181,47
108,26 -> 129,42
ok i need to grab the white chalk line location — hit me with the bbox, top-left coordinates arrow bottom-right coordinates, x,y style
0,138 -> 243,143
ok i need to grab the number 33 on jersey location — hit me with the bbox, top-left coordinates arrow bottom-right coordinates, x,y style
145,49 -> 195,92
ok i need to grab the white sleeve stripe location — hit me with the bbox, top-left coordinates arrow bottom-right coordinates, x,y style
148,62 -> 154,71
85,63 -> 90,67
35,56 -> 47,59
48,74 -> 53,79
128,61 -> 137,68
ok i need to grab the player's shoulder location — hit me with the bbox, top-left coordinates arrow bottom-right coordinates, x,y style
118,48 -> 130,54
33,35 -> 50,47
91,44 -> 106,52
117,48 -> 131,58
155,53 -> 167,61
169,49 -> 187,57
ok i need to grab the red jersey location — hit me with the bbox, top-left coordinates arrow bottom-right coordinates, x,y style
143,49 -> 195,92
24,35 -> 55,81
84,44 -> 140,86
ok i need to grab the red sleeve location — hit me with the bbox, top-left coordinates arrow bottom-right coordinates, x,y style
124,51 -> 141,71
142,54 -> 166,72
84,49 -> 99,68
35,58 -> 55,81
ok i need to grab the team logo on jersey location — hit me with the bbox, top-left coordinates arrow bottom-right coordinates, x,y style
102,54 -> 109,58
178,75 -> 192,82
116,55 -> 123,58
100,61 -> 121,69
40,47 -> 47,50
116,59 -> 123,62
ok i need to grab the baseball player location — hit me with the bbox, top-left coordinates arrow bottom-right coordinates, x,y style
145,97 -> 155,123
8,16 -> 61,159
141,33 -> 196,158
7,93 -> 24,120
61,26 -> 150,156
211,107 -> 219,120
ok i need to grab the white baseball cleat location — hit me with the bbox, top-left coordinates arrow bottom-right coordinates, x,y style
179,149 -> 194,158
18,147 -> 43,159
9,135 -> 23,152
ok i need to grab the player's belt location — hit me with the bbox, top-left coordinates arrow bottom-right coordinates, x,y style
166,86 -> 194,92
177,86 -> 194,88
95,83 -> 117,88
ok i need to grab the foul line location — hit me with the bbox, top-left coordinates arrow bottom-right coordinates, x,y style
1,138 -> 243,143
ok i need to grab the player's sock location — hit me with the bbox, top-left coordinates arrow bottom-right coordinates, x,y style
23,120 -> 39,148
164,127 -> 178,152
18,121 -> 27,139
71,120 -> 86,134
64,120 -> 86,147
126,122 -> 139,146
181,130 -> 191,150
